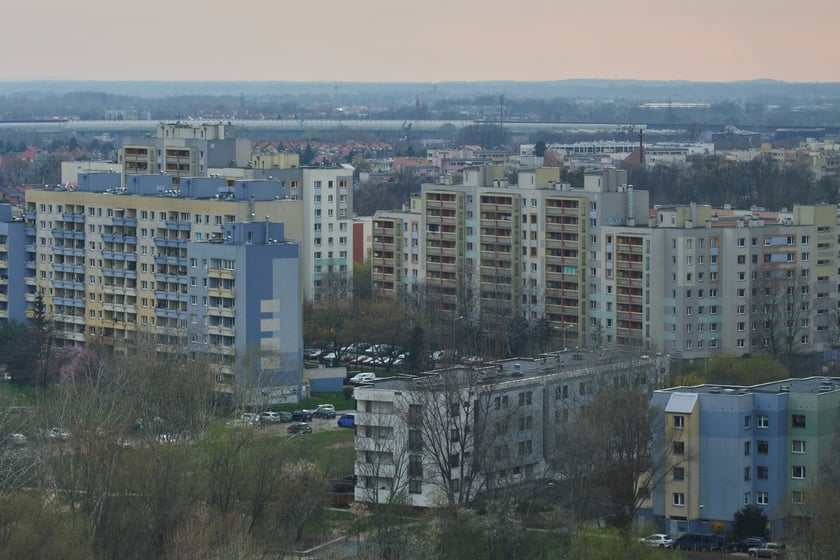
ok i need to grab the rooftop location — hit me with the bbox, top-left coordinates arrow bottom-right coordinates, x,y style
665,376 -> 840,396
358,350 -> 664,393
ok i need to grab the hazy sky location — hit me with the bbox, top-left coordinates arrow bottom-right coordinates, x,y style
4,0 -> 839,83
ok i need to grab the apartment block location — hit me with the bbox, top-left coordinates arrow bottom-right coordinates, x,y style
268,165 -> 355,300
353,353 -> 668,508
372,164 -> 837,361
186,221 -> 302,396
119,123 -> 251,185
0,204 -> 27,322
649,377 -> 840,535
23,176 -> 307,393
371,207 -> 423,300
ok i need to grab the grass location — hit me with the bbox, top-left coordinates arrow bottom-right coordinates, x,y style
286,428 -> 356,477
0,381 -> 35,405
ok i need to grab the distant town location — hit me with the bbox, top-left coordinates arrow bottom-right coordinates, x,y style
1,81 -> 840,558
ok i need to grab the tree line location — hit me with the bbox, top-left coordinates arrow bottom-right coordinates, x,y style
0,339 -> 339,559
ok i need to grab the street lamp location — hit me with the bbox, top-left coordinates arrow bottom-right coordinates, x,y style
562,324 -> 574,351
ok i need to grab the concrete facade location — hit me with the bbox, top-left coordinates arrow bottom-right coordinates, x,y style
650,377 -> 840,535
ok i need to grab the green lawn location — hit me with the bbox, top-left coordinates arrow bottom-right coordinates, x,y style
285,427 -> 356,477
0,381 -> 35,405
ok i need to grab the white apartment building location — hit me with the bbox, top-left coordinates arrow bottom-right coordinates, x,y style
270,165 -> 355,301
353,353 -> 669,508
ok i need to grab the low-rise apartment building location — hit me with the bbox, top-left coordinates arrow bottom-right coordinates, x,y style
352,352 -> 668,507
649,377 -> 840,536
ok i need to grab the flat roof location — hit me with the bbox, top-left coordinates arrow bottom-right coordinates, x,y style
664,376 -> 840,396
357,350 -> 661,393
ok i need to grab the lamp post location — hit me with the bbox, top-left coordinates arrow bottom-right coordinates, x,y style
699,504 -> 704,532
562,324 -> 574,351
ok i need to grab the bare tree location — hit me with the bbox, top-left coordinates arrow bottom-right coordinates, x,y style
403,368 -> 522,508
753,267 -> 809,360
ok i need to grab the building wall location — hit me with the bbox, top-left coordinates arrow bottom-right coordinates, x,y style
651,379 -> 840,534
0,204 -> 27,322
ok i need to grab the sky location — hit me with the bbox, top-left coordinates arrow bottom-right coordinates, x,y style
3,0 -> 840,83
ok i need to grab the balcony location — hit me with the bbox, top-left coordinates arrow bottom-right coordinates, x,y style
62,212 -> 86,224
165,220 -> 191,232
153,237 -> 185,248
112,217 -> 137,227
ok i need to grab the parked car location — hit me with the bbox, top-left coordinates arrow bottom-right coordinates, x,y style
309,404 -> 336,419
749,542 -> 786,558
337,413 -> 356,428
730,537 -> 768,553
48,427 -> 70,441
287,422 -> 312,434
292,410 -> 313,422
259,411 -> 285,424
7,433 -> 27,446
673,533 -> 725,552
639,534 -> 673,548
349,372 -> 375,385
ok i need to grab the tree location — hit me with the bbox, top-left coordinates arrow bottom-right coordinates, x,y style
0,493 -> 93,559
549,357 -> 674,530
400,369 -> 522,508
731,504 -> 769,540
300,143 -> 315,165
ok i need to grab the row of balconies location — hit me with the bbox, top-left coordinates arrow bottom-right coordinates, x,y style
101,284 -> 137,295
101,233 -> 138,245
102,251 -> 137,262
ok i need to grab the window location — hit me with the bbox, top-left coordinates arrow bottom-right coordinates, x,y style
757,466 -> 768,479
792,491 -> 804,504
673,467 -> 685,481
744,492 -> 751,505
673,415 -> 685,429
757,491 -> 769,505
758,415 -> 768,428
408,455 -> 423,477
744,441 -> 751,455
758,440 -> 769,454
744,415 -> 751,429
673,441 -> 685,455
792,466 -> 806,479
793,415 -> 806,428
673,493 -> 685,506
792,440 -> 806,454
409,480 -> 422,494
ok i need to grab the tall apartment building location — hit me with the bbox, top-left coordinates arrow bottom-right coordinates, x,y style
119,122 -> 251,185
371,198 -> 423,300
371,165 -> 838,361
353,353 -> 668,508
269,166 -> 355,300
412,167 -> 649,349
0,204 -> 27,322
649,377 -> 840,536
23,175 -> 306,392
